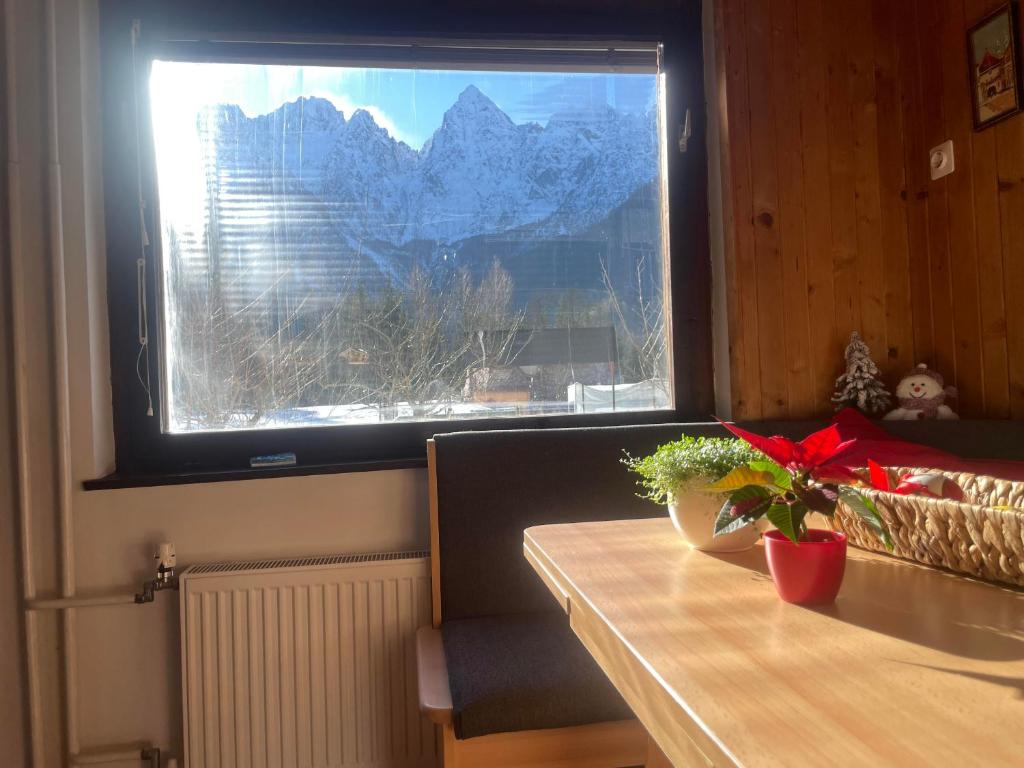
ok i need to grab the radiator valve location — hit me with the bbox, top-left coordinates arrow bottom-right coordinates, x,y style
135,542 -> 179,603
155,542 -> 176,584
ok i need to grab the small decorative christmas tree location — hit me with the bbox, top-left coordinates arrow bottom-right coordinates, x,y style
832,331 -> 891,414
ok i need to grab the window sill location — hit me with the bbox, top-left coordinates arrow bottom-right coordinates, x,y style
82,456 -> 428,491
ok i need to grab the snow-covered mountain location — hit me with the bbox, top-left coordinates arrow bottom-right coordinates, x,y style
203,85 -> 658,249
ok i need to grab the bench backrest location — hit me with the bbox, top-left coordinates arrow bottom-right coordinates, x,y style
429,421 -> 805,623
428,418 -> 1024,624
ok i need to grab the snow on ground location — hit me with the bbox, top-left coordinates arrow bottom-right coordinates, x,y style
169,381 -> 669,433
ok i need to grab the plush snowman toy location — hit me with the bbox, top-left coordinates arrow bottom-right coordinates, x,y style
883,364 -> 958,420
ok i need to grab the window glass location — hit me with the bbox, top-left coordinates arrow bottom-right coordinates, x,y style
150,59 -> 670,432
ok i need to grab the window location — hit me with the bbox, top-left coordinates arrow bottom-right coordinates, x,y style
152,57 -> 669,433
98,4 -> 711,479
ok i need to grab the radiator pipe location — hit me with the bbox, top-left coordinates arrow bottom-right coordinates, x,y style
6,2 -> 177,762
26,593 -> 139,611
44,0 -> 82,757
9,1 -> 115,758
69,744 -> 170,766
6,0 -> 48,763
26,548 -> 181,609
134,574 -> 180,604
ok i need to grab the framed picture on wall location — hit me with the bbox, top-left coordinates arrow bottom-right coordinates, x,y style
968,4 -> 1022,130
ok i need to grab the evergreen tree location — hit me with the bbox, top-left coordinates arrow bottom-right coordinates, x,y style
832,331 -> 891,414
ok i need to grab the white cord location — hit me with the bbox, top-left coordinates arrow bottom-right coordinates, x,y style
136,258 -> 153,416
131,19 -> 154,418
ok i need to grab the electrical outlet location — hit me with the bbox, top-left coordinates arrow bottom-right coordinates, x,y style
929,140 -> 955,180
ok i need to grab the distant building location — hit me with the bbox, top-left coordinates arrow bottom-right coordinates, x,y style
462,326 -> 619,402
340,347 -> 370,365
463,367 -> 532,402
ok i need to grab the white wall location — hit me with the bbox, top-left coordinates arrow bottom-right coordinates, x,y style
2,2 -> 430,764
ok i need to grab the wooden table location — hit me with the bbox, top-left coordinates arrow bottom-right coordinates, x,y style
523,518 -> 1024,768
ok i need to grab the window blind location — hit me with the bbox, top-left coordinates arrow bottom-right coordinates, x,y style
149,37 -> 661,74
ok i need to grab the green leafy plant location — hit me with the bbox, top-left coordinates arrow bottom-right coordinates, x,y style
709,421 -> 893,549
623,436 -> 765,505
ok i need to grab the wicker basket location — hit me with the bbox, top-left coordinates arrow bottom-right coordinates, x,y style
834,467 -> 1024,588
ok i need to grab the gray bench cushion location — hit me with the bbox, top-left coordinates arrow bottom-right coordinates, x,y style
442,612 -> 633,739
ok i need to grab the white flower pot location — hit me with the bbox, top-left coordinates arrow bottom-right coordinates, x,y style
668,490 -> 760,552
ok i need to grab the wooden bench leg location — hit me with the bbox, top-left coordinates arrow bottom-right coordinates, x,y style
442,724 -> 458,768
441,719 -> 647,768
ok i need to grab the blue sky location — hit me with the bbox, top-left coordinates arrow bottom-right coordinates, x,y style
151,62 -> 658,148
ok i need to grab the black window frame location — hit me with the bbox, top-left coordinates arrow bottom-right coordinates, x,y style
94,0 -> 712,486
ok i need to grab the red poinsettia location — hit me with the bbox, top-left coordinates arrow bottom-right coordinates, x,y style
719,421 -> 861,482
708,421 -> 892,548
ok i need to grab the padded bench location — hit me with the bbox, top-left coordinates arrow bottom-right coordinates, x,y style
443,612 -> 632,737
416,418 -> 1024,767
418,422 -> 761,767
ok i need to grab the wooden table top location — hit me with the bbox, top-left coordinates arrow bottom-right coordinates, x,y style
523,518 -> 1024,768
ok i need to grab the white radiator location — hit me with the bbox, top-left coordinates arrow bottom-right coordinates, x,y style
179,551 -> 436,768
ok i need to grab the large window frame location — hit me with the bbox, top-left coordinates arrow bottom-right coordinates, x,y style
94,0 -> 712,485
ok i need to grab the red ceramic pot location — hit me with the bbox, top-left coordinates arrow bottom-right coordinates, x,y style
763,529 -> 848,605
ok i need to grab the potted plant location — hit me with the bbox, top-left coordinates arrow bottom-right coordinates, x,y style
707,421 -> 893,605
624,436 -> 765,552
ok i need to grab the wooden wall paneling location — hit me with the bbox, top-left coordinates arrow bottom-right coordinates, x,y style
962,0 -> 1011,415
770,0 -> 814,416
896,0 -> 934,366
995,114 -> 1024,415
916,0 -> 959,383
718,0 -> 764,419
825,0 -> 863,350
844,0 -> 888,364
870,0 -> 915,380
971,119 -> 1012,415
716,0 -> 1021,418
745,0 -> 790,417
939,0 -> 986,415
796,0 -> 839,414
965,0 -> 1011,416
714,0 -> 740,418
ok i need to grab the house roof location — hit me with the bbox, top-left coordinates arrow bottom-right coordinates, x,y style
979,50 -> 1004,73
478,326 -> 618,366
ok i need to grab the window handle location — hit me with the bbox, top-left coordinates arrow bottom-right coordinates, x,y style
678,108 -> 692,153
